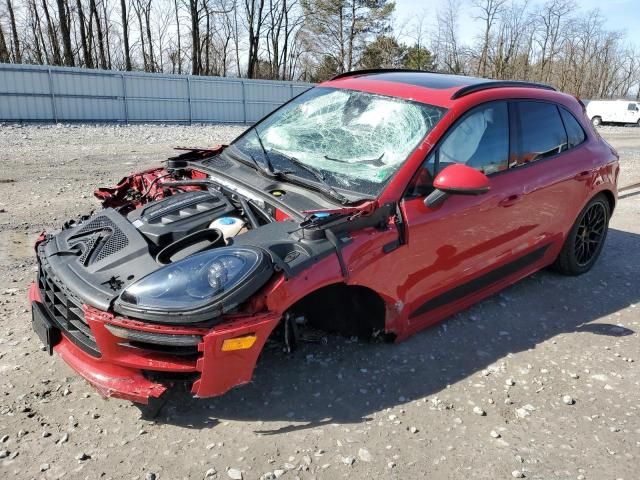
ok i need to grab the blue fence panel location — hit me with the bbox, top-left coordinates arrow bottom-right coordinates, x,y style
0,63 -> 312,124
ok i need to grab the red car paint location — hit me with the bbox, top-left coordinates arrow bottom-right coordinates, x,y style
433,163 -> 491,193
31,73 -> 619,404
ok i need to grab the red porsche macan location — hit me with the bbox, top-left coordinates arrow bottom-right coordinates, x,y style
29,70 -> 619,406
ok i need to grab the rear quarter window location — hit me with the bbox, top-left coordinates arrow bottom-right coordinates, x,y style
513,101 -> 567,166
559,108 -> 586,148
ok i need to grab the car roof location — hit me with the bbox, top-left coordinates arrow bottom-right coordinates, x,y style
321,69 -> 557,108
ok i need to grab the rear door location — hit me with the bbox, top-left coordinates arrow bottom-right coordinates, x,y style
508,100 -> 591,251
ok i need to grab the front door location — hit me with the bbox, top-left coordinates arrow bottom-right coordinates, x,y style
398,101 -> 537,333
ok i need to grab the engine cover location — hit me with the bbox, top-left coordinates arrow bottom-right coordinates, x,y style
127,190 -> 235,247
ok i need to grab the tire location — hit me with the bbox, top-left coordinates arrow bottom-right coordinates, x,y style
637,119 -> 640,127
591,116 -> 602,127
553,194 -> 610,276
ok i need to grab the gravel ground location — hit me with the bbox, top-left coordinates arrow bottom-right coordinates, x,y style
0,124 -> 639,480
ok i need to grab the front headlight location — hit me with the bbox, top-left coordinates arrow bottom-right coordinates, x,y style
115,247 -> 272,322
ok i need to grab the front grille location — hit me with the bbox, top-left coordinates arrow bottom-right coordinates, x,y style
37,256 -> 101,357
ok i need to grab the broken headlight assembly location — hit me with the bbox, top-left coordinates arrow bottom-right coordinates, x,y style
115,247 -> 273,323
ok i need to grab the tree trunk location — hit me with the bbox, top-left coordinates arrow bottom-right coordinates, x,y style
34,0 -> 50,63
28,0 -> 44,63
144,1 -> 155,72
233,2 -> 241,76
77,0 -> 93,68
42,0 -> 62,65
89,0 -> 107,68
0,22 -> 10,62
56,0 -> 74,65
190,0 -> 200,75
6,0 -> 22,63
119,0 -> 131,70
347,0 -> 355,71
246,0 -> 265,78
102,0 -> 111,68
134,1 -> 148,71
204,2 -> 210,75
174,0 -> 181,74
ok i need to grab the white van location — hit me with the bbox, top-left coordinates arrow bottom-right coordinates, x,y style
586,100 -> 640,127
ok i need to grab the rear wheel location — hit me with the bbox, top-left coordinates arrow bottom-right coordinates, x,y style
591,116 -> 602,127
553,195 -> 610,275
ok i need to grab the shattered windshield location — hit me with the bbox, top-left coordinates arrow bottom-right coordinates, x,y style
232,87 -> 446,197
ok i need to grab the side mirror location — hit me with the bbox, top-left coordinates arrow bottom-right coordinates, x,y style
425,164 -> 490,207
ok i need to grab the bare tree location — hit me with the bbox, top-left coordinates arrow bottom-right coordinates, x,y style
26,0 -> 44,63
472,0 -> 507,76
534,0 -> 574,82
0,0 -> 637,96
245,0 -> 266,78
6,0 -> 22,62
433,0 -> 466,74
173,0 -> 181,73
55,0 -> 74,65
77,0 -> 93,67
41,0 -> 62,64
0,20 -> 10,62
187,0 -> 201,74
118,0 -> 131,69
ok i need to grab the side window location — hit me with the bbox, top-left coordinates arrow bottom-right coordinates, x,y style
559,108 -> 586,148
513,101 -> 567,166
408,102 -> 509,196
628,103 -> 638,111
438,102 -> 509,175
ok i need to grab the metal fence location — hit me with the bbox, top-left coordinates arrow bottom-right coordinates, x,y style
0,63 -> 312,124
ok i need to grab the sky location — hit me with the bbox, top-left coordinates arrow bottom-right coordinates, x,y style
393,0 -> 640,47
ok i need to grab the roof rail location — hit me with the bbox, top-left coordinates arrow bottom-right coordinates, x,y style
451,81 -> 556,99
330,68 -> 431,81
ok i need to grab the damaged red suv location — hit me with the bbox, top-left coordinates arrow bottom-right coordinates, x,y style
29,70 -> 619,405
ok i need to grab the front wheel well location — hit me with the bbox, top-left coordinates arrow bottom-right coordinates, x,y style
286,283 -> 386,339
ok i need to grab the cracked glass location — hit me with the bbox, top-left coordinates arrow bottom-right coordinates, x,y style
233,87 -> 446,197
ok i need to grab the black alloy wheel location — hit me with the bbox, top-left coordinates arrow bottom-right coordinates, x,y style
553,194 -> 610,276
574,201 -> 607,267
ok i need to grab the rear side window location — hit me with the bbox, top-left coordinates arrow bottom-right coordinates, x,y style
559,108 -> 586,148
513,101 -> 567,166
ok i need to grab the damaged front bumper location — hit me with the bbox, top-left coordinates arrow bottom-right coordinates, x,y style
29,283 -> 280,404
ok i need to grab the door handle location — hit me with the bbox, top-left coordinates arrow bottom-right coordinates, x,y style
498,194 -> 522,207
574,170 -> 591,180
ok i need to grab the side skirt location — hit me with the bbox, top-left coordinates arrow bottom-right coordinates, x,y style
409,244 -> 550,320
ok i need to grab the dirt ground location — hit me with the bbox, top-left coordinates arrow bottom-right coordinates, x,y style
0,123 -> 639,480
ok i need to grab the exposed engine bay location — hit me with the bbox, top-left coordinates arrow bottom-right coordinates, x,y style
35,150 -> 392,334
38,163 -> 276,319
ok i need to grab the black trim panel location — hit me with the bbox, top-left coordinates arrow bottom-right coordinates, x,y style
451,81 -> 556,99
409,244 -> 550,319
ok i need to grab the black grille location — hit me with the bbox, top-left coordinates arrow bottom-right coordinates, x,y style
37,254 -> 101,357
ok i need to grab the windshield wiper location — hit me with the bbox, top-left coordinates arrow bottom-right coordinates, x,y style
270,149 -> 349,205
324,153 -> 386,167
252,126 -> 278,175
229,128 -> 290,179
